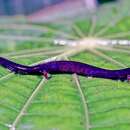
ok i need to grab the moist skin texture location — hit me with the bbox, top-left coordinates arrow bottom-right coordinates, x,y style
0,57 -> 129,81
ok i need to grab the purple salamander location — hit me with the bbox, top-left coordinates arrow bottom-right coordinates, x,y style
0,57 -> 130,81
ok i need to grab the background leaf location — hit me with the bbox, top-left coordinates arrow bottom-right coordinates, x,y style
0,1 -> 130,130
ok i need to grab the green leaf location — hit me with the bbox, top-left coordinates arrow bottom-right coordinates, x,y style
1,3 -> 130,130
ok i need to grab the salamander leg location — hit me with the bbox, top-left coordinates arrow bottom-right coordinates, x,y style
42,71 -> 52,80
127,75 -> 130,82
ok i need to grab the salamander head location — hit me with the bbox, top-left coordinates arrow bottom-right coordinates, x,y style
0,57 -> 7,64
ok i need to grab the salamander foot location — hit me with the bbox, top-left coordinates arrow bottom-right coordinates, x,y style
127,75 -> 130,82
43,71 -> 52,80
